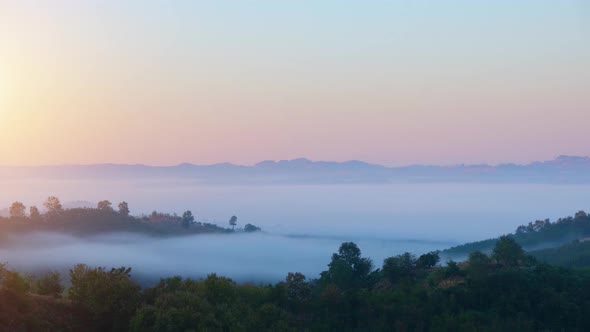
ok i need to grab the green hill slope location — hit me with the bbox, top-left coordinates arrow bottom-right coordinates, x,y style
530,240 -> 590,267
443,210 -> 590,257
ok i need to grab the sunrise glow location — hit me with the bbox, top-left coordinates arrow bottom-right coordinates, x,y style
1,1 -> 589,167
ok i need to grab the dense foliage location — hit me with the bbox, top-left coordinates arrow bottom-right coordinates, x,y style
1,237 -> 590,331
531,239 -> 590,267
444,209 -> 590,257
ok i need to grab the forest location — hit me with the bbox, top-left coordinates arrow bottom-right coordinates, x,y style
443,210 -> 590,257
531,240 -> 590,267
2,199 -> 590,331
1,235 -> 590,331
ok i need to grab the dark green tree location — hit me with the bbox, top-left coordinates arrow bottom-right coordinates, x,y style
35,271 -> 64,297
575,210 -> 588,220
465,250 -> 492,281
97,200 -> 113,211
0,263 -> 31,295
244,223 -> 261,232
492,235 -> 526,267
181,210 -> 194,229
69,264 -> 141,331
416,251 -> 440,269
229,215 -> 237,230
118,201 -> 130,216
382,252 -> 416,283
320,242 -> 373,290
283,272 -> 311,305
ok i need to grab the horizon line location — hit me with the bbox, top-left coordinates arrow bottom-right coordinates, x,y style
1,155 -> 587,169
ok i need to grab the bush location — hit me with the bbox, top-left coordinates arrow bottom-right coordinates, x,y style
0,264 -> 30,294
35,271 -> 64,297
68,264 -> 141,332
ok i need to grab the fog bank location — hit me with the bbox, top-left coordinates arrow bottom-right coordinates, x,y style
2,180 -> 590,241
0,232 -> 454,284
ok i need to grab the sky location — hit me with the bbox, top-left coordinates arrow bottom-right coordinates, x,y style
0,0 -> 589,167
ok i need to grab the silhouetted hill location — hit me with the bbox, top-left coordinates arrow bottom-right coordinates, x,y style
0,207 -> 235,241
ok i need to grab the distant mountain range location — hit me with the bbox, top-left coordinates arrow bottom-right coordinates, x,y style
1,155 -> 590,184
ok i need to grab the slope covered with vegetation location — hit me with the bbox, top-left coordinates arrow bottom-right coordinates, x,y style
530,240 -> 590,267
3,198 -> 590,330
0,196 -> 261,241
2,237 -> 590,331
443,210 -> 590,257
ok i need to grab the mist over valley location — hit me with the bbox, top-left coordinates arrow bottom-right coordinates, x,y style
2,161 -> 589,283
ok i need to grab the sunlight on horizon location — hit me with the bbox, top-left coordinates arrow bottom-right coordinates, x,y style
0,3 -> 590,329
0,1 -> 588,166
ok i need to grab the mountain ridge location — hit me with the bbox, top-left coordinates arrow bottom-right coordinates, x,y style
1,155 -> 590,184
3,155 -> 590,169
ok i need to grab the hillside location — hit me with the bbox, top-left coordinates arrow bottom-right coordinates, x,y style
0,197 -> 266,243
2,238 -> 590,331
0,208 -> 232,240
443,210 -> 590,257
530,240 -> 590,267
0,289 -> 93,331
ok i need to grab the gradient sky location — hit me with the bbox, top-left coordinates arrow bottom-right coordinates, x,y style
1,0 -> 589,166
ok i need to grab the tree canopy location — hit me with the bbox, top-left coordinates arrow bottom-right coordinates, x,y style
43,196 -> 63,213
0,196 -> 259,237
229,215 -> 237,230
97,200 -> 113,211
118,202 -> 130,216
181,210 -> 194,229
1,237 -> 589,331
9,202 -> 26,219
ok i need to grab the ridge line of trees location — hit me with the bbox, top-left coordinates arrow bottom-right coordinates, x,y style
444,209 -> 590,256
2,196 -> 262,235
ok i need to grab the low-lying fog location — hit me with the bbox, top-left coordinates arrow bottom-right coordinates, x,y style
1,178 -> 590,282
0,232 -> 453,284
2,179 -> 589,241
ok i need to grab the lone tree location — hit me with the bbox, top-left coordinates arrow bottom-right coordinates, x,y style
416,251 -> 440,269
181,210 -> 194,229
29,206 -> 41,221
9,202 -> 26,219
44,196 -> 63,213
118,201 -> 130,216
97,200 -> 113,211
229,215 -> 237,230
320,242 -> 373,290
